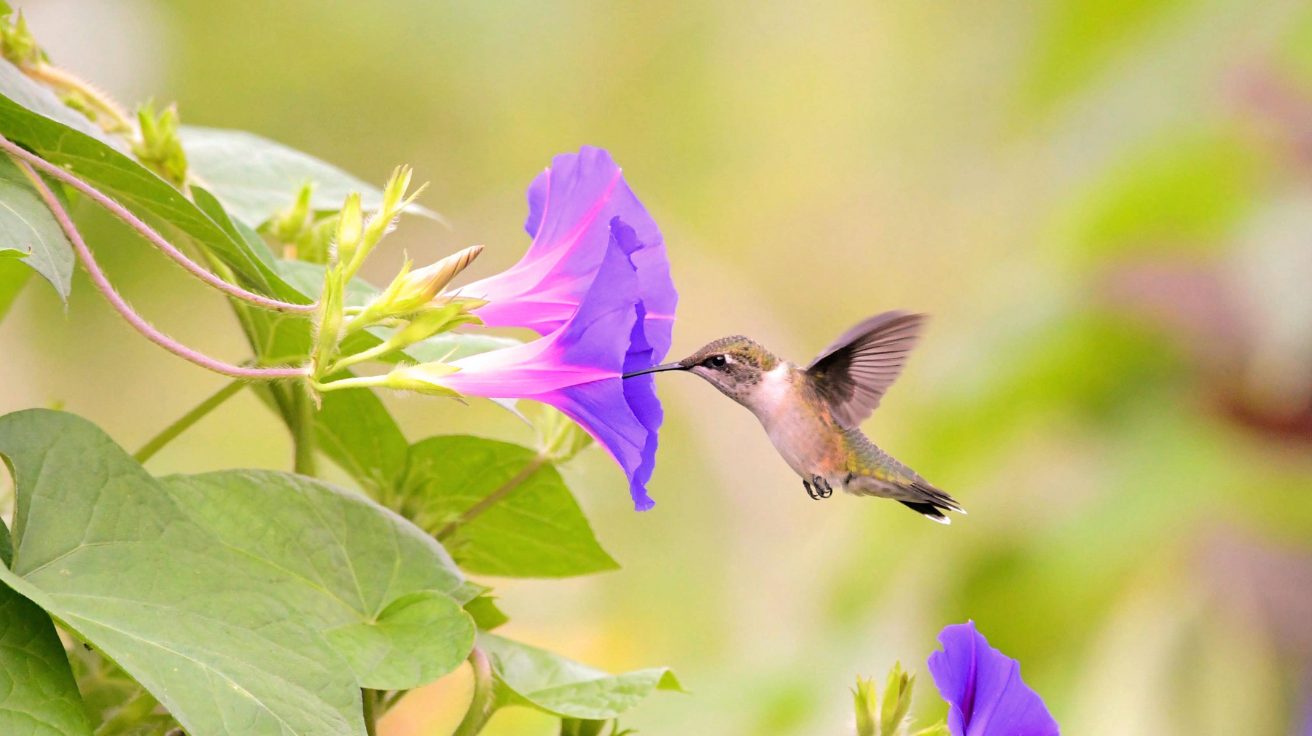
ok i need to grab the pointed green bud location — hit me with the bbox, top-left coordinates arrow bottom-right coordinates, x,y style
132,101 -> 188,186
880,662 -> 914,735
853,676 -> 878,736
312,268 -> 345,372
1,10 -> 42,67
294,214 -> 338,264
267,181 -> 316,246
335,192 -> 364,267
381,165 -> 413,215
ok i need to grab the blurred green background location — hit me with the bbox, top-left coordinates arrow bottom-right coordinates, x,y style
3,1 -> 1312,734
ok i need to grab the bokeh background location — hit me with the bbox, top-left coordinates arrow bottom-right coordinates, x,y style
3,1 -> 1312,734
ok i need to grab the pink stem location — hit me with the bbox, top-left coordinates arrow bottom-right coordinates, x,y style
15,157 -> 308,380
0,135 -> 316,314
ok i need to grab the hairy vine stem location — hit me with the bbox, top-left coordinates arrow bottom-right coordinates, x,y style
0,135 -> 316,314
13,156 -> 309,380
23,62 -> 134,133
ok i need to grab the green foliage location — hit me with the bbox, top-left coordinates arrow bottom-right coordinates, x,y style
1058,126 -> 1266,260
0,410 -> 476,736
482,633 -> 683,720
0,250 -> 27,320
181,126 -> 440,228
0,154 -> 69,298
0,59 -> 300,298
852,664 -> 946,736
0,574 -> 91,736
0,15 -> 679,734
402,436 -> 619,577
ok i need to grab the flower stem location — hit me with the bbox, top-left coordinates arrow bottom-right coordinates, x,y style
292,381 -> 317,476
133,379 -> 247,463
362,689 -> 379,736
451,648 -> 495,736
0,135 -> 315,314
313,375 -> 393,393
23,63 -> 133,133
13,156 -> 308,380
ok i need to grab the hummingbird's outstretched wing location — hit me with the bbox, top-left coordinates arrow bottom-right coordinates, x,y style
805,311 -> 925,428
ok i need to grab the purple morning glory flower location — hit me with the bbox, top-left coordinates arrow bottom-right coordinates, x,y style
928,622 -> 1060,736
460,146 -> 676,362
399,241 -> 663,510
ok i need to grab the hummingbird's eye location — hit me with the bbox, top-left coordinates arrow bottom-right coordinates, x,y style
707,354 -> 728,368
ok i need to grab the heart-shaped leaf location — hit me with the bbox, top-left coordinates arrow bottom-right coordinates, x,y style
0,409 -> 476,736
402,436 -> 618,578
481,633 -> 681,720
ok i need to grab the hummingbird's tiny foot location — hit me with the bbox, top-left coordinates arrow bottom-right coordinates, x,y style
803,479 -> 818,500
810,475 -> 833,499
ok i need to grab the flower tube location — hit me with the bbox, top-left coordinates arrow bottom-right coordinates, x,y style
396,241 -> 663,509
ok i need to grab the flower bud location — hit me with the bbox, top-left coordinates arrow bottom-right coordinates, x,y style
132,102 -> 188,186
267,180 -> 315,246
312,269 -> 344,370
381,245 -> 483,314
0,10 -> 42,67
335,193 -> 364,266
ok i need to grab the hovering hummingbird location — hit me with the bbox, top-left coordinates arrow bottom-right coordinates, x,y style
624,311 -> 963,523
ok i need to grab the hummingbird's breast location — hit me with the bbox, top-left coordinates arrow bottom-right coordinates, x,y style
747,364 -> 848,480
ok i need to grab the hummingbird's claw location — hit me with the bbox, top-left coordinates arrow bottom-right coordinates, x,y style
806,475 -> 833,500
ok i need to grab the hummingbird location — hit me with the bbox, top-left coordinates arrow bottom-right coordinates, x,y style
624,311 -> 964,523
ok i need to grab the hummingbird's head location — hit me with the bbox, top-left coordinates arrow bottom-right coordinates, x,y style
623,335 -> 780,405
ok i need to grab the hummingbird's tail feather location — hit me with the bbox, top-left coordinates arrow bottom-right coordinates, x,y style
900,501 -> 951,524
840,427 -> 965,522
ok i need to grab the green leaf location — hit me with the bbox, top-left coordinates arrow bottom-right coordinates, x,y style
0,58 -> 108,143
0,250 -> 30,320
325,590 -> 472,690
0,582 -> 93,736
0,510 -> 10,567
0,409 -> 476,736
402,436 -> 618,578
0,61 -> 301,300
402,332 -> 521,363
180,126 -> 440,228
0,155 -> 71,299
481,633 -> 682,720
463,594 -> 510,631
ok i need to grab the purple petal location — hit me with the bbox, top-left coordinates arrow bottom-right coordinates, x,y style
547,379 -> 655,510
442,241 -> 664,509
523,168 -> 548,237
465,146 -> 677,362
928,622 -> 1060,736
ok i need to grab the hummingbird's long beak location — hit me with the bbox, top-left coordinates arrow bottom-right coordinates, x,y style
622,362 -> 687,379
